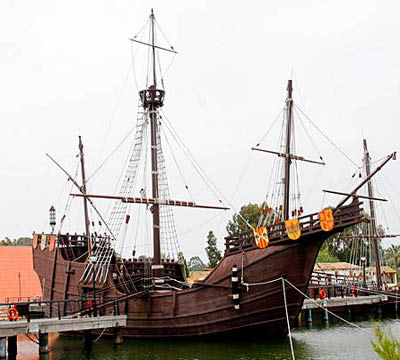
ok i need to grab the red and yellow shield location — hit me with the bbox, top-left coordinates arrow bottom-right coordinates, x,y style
253,227 -> 269,249
319,209 -> 335,231
285,219 -> 301,240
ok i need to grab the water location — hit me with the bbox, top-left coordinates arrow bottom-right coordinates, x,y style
14,319 -> 400,360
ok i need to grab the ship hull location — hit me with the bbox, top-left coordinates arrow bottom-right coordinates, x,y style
32,199 -> 363,338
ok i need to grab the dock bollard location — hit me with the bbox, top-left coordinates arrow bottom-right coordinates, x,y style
39,332 -> 49,354
0,338 -> 6,359
232,265 -> 240,310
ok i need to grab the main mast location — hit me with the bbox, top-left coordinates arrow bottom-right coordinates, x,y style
283,80 -> 293,221
363,139 -> 382,289
139,9 -> 164,269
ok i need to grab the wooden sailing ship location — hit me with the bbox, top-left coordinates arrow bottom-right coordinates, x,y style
31,10 -> 393,338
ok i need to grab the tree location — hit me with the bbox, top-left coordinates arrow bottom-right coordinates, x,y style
188,256 -> 206,271
205,231 -> 222,268
177,251 -> 189,277
317,245 -> 340,263
0,237 -> 15,246
385,245 -> 400,284
16,237 -> 33,246
226,203 -> 265,236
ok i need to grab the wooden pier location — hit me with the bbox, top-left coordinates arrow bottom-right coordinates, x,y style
0,298 -> 126,358
0,314 -> 126,337
302,294 -> 388,310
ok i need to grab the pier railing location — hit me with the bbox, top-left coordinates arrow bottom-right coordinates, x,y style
0,297 -> 122,322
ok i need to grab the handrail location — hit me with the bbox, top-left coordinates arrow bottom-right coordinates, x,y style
224,199 -> 364,256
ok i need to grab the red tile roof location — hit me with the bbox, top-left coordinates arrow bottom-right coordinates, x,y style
0,247 -> 42,302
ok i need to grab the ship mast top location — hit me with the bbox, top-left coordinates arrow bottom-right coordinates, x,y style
283,80 -> 293,221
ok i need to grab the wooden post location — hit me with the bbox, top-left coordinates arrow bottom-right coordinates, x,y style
0,338 -> 6,359
7,336 -> 17,358
322,300 -> 329,324
84,330 -> 92,350
39,332 -> 49,354
114,327 -> 123,345
307,309 -> 313,328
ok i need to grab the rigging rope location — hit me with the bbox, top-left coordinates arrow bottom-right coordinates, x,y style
160,109 -> 252,230
86,124 -> 137,184
294,104 -> 359,168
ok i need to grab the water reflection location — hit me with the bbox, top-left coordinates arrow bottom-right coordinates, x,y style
13,319 -> 400,360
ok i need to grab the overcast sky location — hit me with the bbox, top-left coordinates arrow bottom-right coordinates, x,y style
1,0 -> 399,261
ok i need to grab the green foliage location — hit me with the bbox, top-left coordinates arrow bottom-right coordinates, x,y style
323,213 -> 384,265
0,237 -> 33,246
205,231 -> 222,268
371,324 -> 400,359
0,237 -> 15,246
226,203 -> 265,236
317,245 -> 340,263
385,245 -> 400,282
16,237 -> 33,246
177,251 -> 189,277
188,256 -> 206,271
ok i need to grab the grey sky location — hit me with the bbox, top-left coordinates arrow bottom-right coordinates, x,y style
1,0 -> 399,261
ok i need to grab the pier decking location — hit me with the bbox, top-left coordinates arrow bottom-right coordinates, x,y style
0,314 -> 126,337
302,294 -> 388,310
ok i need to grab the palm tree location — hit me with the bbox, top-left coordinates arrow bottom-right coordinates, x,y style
385,245 -> 400,284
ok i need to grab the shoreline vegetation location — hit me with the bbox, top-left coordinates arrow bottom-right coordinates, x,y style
372,323 -> 400,359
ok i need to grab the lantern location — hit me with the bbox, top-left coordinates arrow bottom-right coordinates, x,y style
49,206 -> 56,233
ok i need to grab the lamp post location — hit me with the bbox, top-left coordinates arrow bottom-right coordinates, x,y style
361,256 -> 367,289
89,255 -> 97,317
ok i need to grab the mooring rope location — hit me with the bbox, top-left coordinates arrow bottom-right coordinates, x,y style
282,278 -> 296,360
94,328 -> 107,342
284,279 -> 372,334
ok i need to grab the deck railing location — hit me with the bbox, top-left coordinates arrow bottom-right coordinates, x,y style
224,199 -> 364,256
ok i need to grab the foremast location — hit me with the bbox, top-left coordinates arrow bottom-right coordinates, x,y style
79,136 -> 91,252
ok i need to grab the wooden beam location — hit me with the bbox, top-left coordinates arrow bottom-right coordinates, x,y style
251,147 -> 325,165
71,193 -> 229,211
129,38 -> 177,53
323,189 -> 387,202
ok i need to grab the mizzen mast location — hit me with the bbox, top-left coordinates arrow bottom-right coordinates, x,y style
283,80 -> 293,221
363,139 -> 382,289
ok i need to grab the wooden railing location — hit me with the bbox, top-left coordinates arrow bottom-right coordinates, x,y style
224,199 -> 364,256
